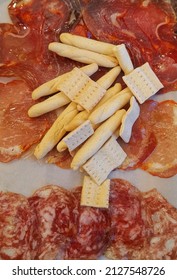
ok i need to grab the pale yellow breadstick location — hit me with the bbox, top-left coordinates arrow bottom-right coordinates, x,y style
34,102 -> 78,159
71,109 -> 126,170
97,66 -> 121,89
65,110 -> 89,131
89,90 -> 132,124
94,83 -> 122,110
57,141 -> 67,152
32,63 -> 98,100
28,92 -> 70,117
49,42 -> 118,68
60,33 -> 115,56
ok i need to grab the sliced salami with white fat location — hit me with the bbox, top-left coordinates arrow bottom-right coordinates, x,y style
0,192 -> 36,260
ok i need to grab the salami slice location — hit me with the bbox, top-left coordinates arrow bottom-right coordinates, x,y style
0,191 -> 36,260
83,0 -> 177,93
138,189 -> 177,259
105,179 -> 151,260
141,101 -> 177,178
0,80 -> 52,162
64,186 -> 111,260
28,185 -> 78,260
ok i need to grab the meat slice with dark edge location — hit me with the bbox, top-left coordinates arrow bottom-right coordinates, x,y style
82,0 -> 177,93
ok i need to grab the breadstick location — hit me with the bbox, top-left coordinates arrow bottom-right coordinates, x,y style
49,42 -> 118,68
97,66 -> 121,89
94,83 -> 122,110
89,90 -> 132,124
71,109 -> 126,170
65,110 -> 89,131
32,63 -> 98,100
34,102 -> 78,159
60,33 -> 115,56
28,92 -> 70,117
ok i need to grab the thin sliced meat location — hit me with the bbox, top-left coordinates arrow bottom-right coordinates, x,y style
83,0 -> 177,93
46,149 -> 72,169
0,0 -> 81,88
138,189 -> 177,259
119,100 -> 158,170
141,100 -> 177,177
141,234 -> 177,260
0,191 -> 36,260
105,179 -> 177,260
28,185 -> 78,260
105,179 -> 152,260
142,189 -> 177,235
64,186 -> 111,260
0,80 -> 52,162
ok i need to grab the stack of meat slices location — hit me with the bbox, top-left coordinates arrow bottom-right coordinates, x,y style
0,0 -> 177,172
1,179 -> 177,260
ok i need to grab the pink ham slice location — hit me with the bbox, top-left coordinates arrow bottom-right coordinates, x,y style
82,0 -> 177,93
0,80 -> 52,162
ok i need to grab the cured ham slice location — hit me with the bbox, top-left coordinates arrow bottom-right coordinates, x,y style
0,0 -> 81,88
119,100 -> 158,170
0,192 -> 36,260
120,100 -> 177,178
0,80 -> 52,162
64,186 -> 111,260
28,185 -> 78,260
105,179 -> 151,260
82,0 -> 177,93
141,101 -> 177,177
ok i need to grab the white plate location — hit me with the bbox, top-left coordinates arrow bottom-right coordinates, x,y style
0,0 -> 177,210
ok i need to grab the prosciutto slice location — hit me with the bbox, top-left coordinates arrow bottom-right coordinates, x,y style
82,0 -> 177,93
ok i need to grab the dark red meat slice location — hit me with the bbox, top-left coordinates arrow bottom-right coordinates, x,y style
83,0 -> 177,93
119,100 -> 158,170
0,0 -> 81,88
28,185 -> 78,260
141,100 -> 177,177
105,179 -> 151,259
0,191 -> 36,260
0,80 -> 52,162
63,186 -> 111,260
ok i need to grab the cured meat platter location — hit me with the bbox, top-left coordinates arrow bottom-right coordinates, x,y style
0,0 -> 177,260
